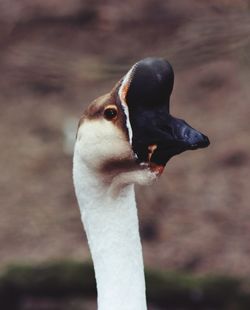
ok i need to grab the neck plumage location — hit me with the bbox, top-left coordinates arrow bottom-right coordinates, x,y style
73,156 -> 147,310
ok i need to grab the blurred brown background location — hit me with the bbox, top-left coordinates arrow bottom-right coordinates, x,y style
1,0 -> 250,293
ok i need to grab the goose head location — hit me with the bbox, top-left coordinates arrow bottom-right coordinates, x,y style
76,57 -> 209,178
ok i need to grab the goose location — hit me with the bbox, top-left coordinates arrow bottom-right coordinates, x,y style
73,57 -> 209,310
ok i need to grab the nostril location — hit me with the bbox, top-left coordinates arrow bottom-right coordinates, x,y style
181,127 -> 193,140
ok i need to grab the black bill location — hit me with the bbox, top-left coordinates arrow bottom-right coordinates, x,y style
120,57 -> 210,172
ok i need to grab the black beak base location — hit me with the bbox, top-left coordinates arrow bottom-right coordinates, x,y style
121,57 -> 210,169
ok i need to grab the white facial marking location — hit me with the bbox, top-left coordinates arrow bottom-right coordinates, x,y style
118,65 -> 136,145
76,119 -> 132,170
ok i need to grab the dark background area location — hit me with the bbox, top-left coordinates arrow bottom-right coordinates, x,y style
0,0 -> 250,309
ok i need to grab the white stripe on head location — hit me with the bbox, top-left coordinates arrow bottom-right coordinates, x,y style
118,64 -> 137,145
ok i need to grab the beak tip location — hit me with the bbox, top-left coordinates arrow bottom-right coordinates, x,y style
199,134 -> 210,148
189,132 -> 210,150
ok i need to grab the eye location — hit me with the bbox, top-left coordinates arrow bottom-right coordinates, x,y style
104,106 -> 118,120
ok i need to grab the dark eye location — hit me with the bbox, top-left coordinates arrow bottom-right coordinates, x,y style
104,107 -> 118,120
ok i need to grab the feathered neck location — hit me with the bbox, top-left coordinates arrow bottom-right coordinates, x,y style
73,151 -> 148,310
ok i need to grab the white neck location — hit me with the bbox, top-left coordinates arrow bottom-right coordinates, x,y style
73,153 -> 147,310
